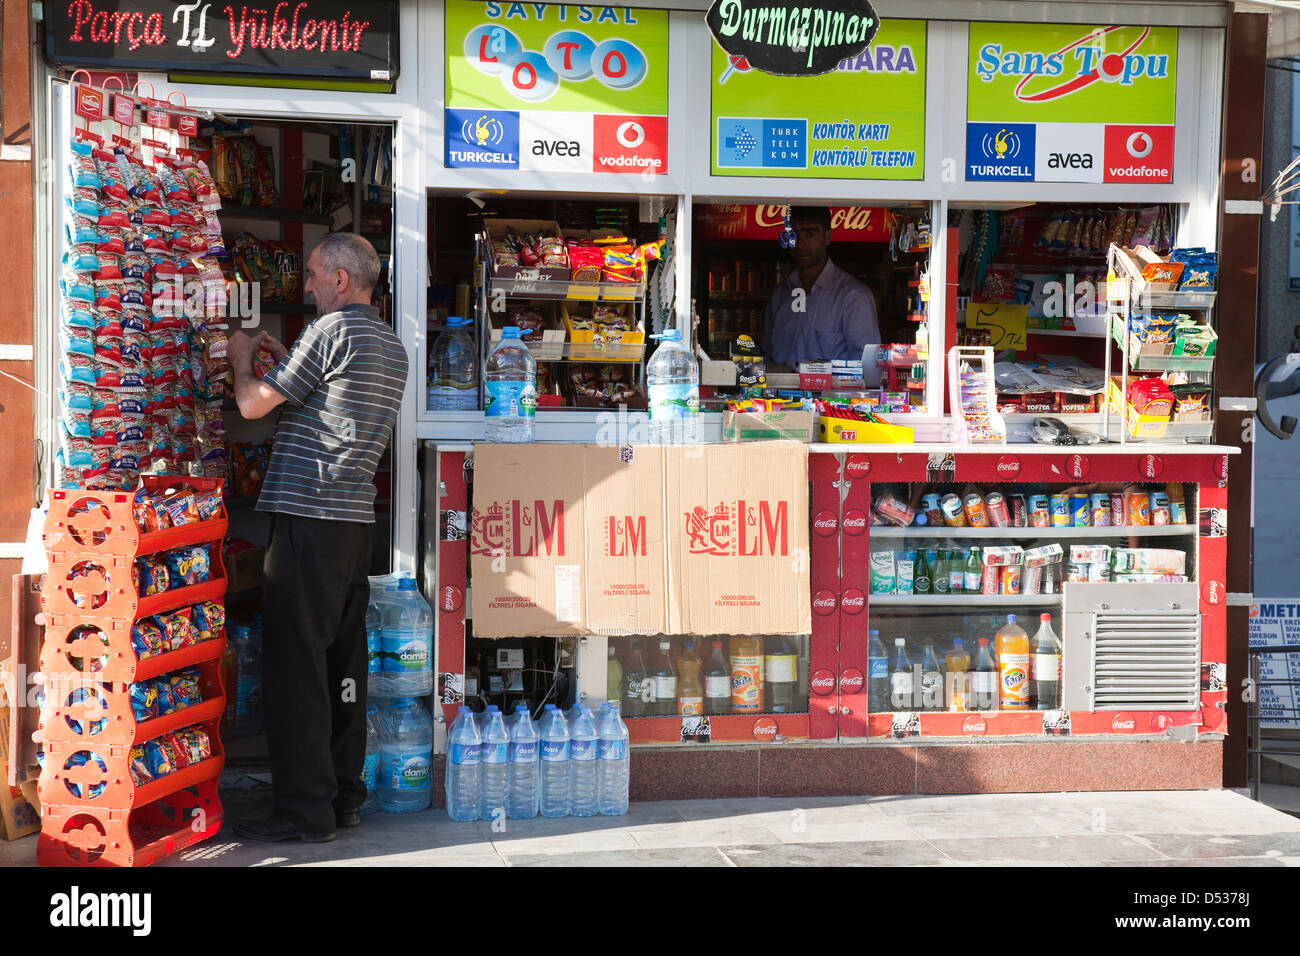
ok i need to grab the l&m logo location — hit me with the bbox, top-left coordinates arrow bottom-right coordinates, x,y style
716,118 -> 807,169
1102,124 -> 1174,182
966,122 -> 1035,180
445,108 -> 520,169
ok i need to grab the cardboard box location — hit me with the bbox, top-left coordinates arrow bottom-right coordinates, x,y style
721,408 -> 815,442
0,707 -> 40,841
816,417 -> 915,443
560,301 -> 644,355
482,218 -> 570,281
470,443 -> 811,637
224,545 -> 265,595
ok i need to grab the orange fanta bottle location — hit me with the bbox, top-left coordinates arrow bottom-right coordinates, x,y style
994,615 -> 1030,710
730,635 -> 764,713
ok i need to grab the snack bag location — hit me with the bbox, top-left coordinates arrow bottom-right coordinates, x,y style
144,738 -> 174,778
169,669 -> 202,710
191,601 -> 226,641
153,678 -> 176,717
157,609 -> 200,650
129,745 -> 153,786
162,490 -> 201,527
133,555 -> 171,596
162,732 -> 192,770
131,619 -> 166,660
129,680 -> 159,721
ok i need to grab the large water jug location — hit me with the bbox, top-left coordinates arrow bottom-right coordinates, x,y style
361,700 -> 380,815
428,315 -> 478,411
380,577 -> 434,698
378,697 -> 433,813
646,328 -> 699,444
483,326 -> 537,443
231,624 -> 263,737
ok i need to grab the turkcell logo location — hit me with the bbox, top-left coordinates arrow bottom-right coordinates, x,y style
966,122 -> 1036,181
446,108 -> 520,169
717,118 -> 807,169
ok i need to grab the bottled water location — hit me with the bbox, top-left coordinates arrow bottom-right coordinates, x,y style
231,625 -> 263,737
484,327 -> 537,443
378,697 -> 433,814
427,315 -> 478,411
538,708 -> 571,818
365,590 -> 390,701
361,700 -> 380,816
597,703 -> 630,816
479,705 -> 510,821
569,707 -> 599,817
444,705 -> 481,821
380,577 -> 434,698
646,328 -> 699,445
507,703 -> 540,819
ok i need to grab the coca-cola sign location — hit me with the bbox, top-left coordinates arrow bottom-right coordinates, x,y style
1214,455 -> 1230,480
1149,713 -> 1173,732
695,204 -> 892,243
995,455 -> 1021,478
812,589 -> 838,616
1139,454 -> 1163,479
811,669 -> 836,696
1065,454 -> 1090,479
812,510 -> 839,536
961,717 -> 988,735
1111,713 -> 1136,732
838,668 -> 865,693
840,588 -> 866,615
1204,579 -> 1223,606
844,456 -> 871,479
752,716 -> 779,742
841,509 -> 868,536
440,585 -> 464,614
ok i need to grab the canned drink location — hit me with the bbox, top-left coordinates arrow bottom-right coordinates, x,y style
1088,562 -> 1112,583
1029,494 -> 1051,528
1127,492 -> 1151,526
964,493 -> 989,528
1070,494 -> 1091,527
1150,491 -> 1171,526
1110,493 -> 1126,527
1169,498 -> 1187,525
1066,562 -> 1089,583
1050,494 -> 1070,527
941,494 -> 968,527
986,492 -> 1010,527
981,563 -> 1000,595
1091,493 -> 1111,527
1023,565 -> 1044,595
1001,565 -> 1023,595
921,493 -> 944,527
1010,494 -> 1028,528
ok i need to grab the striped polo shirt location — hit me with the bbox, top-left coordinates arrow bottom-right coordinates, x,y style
257,304 -> 409,523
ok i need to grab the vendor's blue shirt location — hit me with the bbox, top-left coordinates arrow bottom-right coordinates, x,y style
762,259 -> 881,364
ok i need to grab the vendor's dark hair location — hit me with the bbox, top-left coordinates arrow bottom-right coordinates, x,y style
789,205 -> 832,230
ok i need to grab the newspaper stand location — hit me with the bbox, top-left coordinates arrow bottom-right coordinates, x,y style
35,477 -> 228,867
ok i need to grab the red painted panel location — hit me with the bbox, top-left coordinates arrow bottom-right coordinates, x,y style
809,467 -> 840,740
956,452 -> 1044,482
436,451 -> 467,727
840,475 -> 873,737
854,452 -> 928,482
1197,483 -> 1229,735
626,713 -> 810,744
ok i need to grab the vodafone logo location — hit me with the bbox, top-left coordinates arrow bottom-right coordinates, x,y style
812,589 -> 838,616
616,121 -> 645,148
1111,713 -> 1136,732
813,511 -> 839,536
1126,131 -> 1154,158
840,588 -> 866,615
593,114 -> 667,174
1103,124 -> 1174,183
440,585 -> 464,613
811,669 -> 836,696
961,717 -> 988,735
844,457 -> 871,479
839,668 -> 865,693
841,510 -> 868,536
996,455 -> 1021,478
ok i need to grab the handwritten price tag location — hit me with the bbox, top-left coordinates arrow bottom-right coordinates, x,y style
965,303 -> 1028,351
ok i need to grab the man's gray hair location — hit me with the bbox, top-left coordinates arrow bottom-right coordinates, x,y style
313,232 -> 381,293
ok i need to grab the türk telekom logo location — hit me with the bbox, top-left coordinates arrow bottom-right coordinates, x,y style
593,114 -> 667,174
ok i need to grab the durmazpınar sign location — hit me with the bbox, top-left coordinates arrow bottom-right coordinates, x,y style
706,0 -> 880,76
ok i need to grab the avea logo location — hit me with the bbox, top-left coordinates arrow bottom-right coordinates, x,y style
976,26 -> 1170,102
1048,152 -> 1093,169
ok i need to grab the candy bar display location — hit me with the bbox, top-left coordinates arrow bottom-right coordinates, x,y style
491,227 -> 569,272
567,364 -> 645,407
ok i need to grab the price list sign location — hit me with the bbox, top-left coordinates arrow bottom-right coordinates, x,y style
1249,602 -> 1300,730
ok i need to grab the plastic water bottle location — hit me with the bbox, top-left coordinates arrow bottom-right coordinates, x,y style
444,705 -> 481,821
365,593 -> 387,701
479,705 -> 510,821
597,703 -> 630,816
538,708 -> 571,817
507,703 -> 540,819
484,326 -> 537,443
427,315 -> 478,411
569,707 -> 599,817
361,700 -> 381,815
231,625 -> 263,737
378,697 -> 433,814
646,327 -> 699,444
381,577 -> 434,698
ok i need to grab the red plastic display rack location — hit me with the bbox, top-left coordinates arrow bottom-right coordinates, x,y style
43,480 -> 228,559
41,551 -> 228,622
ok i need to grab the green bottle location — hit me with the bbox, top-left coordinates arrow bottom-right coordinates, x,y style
964,548 -> 983,594
932,550 -> 950,595
914,549 -> 932,594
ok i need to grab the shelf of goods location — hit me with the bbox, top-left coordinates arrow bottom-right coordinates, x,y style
868,594 -> 1062,606
869,525 -> 1195,539
490,277 -> 646,302
1109,316 -> 1215,374
35,477 -> 228,867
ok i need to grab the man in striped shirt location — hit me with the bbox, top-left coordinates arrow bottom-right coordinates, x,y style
227,233 -> 408,843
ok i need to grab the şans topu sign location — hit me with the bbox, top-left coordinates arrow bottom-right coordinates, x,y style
705,0 -> 881,76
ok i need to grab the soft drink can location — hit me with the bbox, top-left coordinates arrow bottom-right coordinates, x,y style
1001,565 -> 1022,595
1050,494 -> 1070,527
941,494 -> 968,527
1066,562 -> 1089,583
1169,498 -> 1187,525
981,563 -> 1000,595
1010,494 -> 1028,528
964,493 -> 989,528
921,493 -> 944,527
1070,494 -> 1090,527
1091,493 -> 1110,527
1110,493 -> 1126,527
1023,565 -> 1044,594
1127,492 -> 1150,526
986,492 -> 1009,527
1150,491 -> 1171,526
1089,562 -> 1112,582
1029,494 -> 1051,527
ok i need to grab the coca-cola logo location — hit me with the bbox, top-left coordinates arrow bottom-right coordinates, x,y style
440,585 -> 464,613
1066,454 -> 1090,479
812,589 -> 838,616
810,669 -> 836,696
844,457 -> 871,479
813,510 -> 839,536
841,510 -> 868,536
840,588 -> 866,615
1204,580 -> 1222,606
961,718 -> 988,735
1140,454 -> 1163,479
839,668 -> 865,693
752,717 -> 779,742
995,455 -> 1021,478
1111,713 -> 1136,732
1150,713 -> 1172,732
1214,455 -> 1230,480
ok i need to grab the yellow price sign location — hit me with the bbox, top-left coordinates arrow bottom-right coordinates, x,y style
965,303 -> 1028,351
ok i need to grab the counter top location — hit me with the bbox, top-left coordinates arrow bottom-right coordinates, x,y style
428,440 -> 1241,456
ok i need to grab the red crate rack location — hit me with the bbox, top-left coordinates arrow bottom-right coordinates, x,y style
35,481 -> 228,868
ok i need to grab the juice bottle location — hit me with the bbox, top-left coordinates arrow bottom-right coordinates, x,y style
730,635 -> 764,713
677,652 -> 704,716
994,614 -> 1030,710
945,638 -> 971,712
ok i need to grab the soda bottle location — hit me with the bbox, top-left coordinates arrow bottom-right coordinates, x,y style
921,643 -> 943,711
483,327 -> 537,443
963,548 -> 983,594
945,639 -> 971,712
597,703 -> 630,816
607,644 -> 623,711
932,552 -> 950,595
1030,613 -> 1063,710
970,638 -> 998,711
889,638 -> 913,711
729,634 -> 764,713
868,630 -> 889,712
913,550 -> 932,595
623,639 -> 648,718
764,635 -> 799,713
478,705 -> 510,821
651,640 -> 678,717
677,650 -> 704,716
994,614 -> 1030,710
704,639 -> 731,716
947,550 -> 964,594
506,703 -> 540,819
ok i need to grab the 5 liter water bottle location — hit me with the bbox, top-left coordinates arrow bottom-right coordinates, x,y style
445,705 -> 481,821
507,703 -> 540,819
381,577 -> 434,698
484,326 -> 537,443
366,590 -> 389,701
232,625 -> 263,737
569,707 -> 599,817
539,708 -> 571,818
597,703 -> 631,816
378,697 -> 433,813
361,700 -> 381,816
479,705 -> 510,821
427,315 -> 478,411
646,327 -> 699,445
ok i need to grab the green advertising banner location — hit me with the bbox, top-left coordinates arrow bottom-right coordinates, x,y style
444,1 -> 669,173
710,18 -> 926,180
